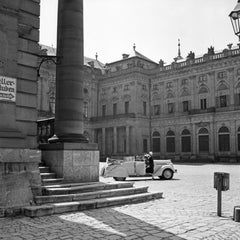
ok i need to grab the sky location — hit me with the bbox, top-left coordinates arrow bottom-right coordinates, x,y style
40,0 -> 238,64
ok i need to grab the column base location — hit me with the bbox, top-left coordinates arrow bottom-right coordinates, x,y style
40,142 -> 99,182
48,133 -> 88,143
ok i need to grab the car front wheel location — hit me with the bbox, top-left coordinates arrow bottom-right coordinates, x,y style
162,169 -> 173,180
113,177 -> 126,181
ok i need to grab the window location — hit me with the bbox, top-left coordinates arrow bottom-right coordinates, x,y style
200,98 -> 207,110
182,101 -> 189,112
83,88 -> 89,94
238,127 -> 240,151
153,84 -> 158,90
166,130 -> 175,153
143,139 -> 148,153
125,101 -> 129,114
198,128 -> 209,152
217,71 -> 225,79
153,104 -> 160,115
124,84 -> 129,91
218,127 -> 230,151
199,75 -> 207,83
167,82 -> 172,88
181,79 -> 187,85
220,95 -> 227,108
113,87 -> 117,93
152,131 -> 160,152
113,103 -> 117,115
143,101 -> 147,115
102,105 -> 106,117
83,102 -> 88,118
181,129 -> 191,152
168,103 -> 174,113
235,93 -> 240,105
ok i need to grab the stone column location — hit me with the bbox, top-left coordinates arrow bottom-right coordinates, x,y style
41,0 -> 99,182
126,126 -> 130,154
192,123 -> 197,155
114,127 -> 117,154
53,0 -> 86,143
102,127 -> 106,155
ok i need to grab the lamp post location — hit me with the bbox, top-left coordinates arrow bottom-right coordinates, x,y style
229,0 -> 240,40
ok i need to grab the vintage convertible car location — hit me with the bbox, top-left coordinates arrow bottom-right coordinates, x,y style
100,156 -> 177,181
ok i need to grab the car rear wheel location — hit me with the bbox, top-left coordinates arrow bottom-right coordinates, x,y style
162,169 -> 173,180
113,177 -> 126,181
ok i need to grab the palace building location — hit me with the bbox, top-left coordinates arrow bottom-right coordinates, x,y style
38,43 -> 240,162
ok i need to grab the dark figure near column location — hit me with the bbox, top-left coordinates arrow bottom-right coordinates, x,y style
145,151 -> 154,174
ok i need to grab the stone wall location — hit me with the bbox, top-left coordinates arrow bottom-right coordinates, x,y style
0,0 -> 41,216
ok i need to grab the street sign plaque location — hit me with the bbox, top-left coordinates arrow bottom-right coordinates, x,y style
0,76 -> 16,102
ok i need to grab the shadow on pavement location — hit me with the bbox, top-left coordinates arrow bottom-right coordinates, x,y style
0,208 -> 187,239
58,207 -> 187,240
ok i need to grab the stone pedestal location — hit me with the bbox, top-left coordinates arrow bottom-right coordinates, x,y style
40,143 -> 99,182
0,149 -> 42,216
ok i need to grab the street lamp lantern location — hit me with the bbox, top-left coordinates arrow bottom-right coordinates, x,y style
229,0 -> 240,40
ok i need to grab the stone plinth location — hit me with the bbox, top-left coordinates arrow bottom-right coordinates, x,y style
40,143 -> 99,182
0,149 -> 42,216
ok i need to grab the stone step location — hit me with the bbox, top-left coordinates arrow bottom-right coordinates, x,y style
40,173 -> 56,179
35,186 -> 149,205
43,182 -> 134,195
42,181 -> 100,188
39,166 -> 50,173
41,178 -> 64,186
24,191 -> 163,217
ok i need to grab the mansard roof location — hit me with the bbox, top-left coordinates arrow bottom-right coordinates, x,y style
40,44 -> 105,71
128,45 -> 155,63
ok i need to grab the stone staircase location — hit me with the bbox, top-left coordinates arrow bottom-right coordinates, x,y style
23,163 -> 163,217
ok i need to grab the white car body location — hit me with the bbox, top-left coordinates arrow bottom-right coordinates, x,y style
101,157 -> 177,181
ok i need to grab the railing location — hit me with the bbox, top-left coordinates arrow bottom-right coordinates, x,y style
37,117 -> 55,143
160,47 -> 240,72
188,107 -> 216,115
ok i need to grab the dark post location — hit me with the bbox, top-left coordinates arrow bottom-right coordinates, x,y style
217,175 -> 222,217
214,172 -> 230,217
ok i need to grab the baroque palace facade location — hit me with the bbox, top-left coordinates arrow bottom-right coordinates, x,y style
38,44 -> 240,162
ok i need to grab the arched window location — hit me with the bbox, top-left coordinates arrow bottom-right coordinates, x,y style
181,129 -> 191,152
84,88 -> 89,94
198,128 -> 209,152
218,126 -> 230,151
166,130 -> 175,153
238,127 -> 240,151
152,131 -> 160,153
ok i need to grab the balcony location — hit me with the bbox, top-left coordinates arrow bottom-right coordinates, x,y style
37,117 -> 55,143
188,107 -> 216,115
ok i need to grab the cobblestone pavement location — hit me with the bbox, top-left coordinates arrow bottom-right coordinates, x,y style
0,163 -> 240,240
